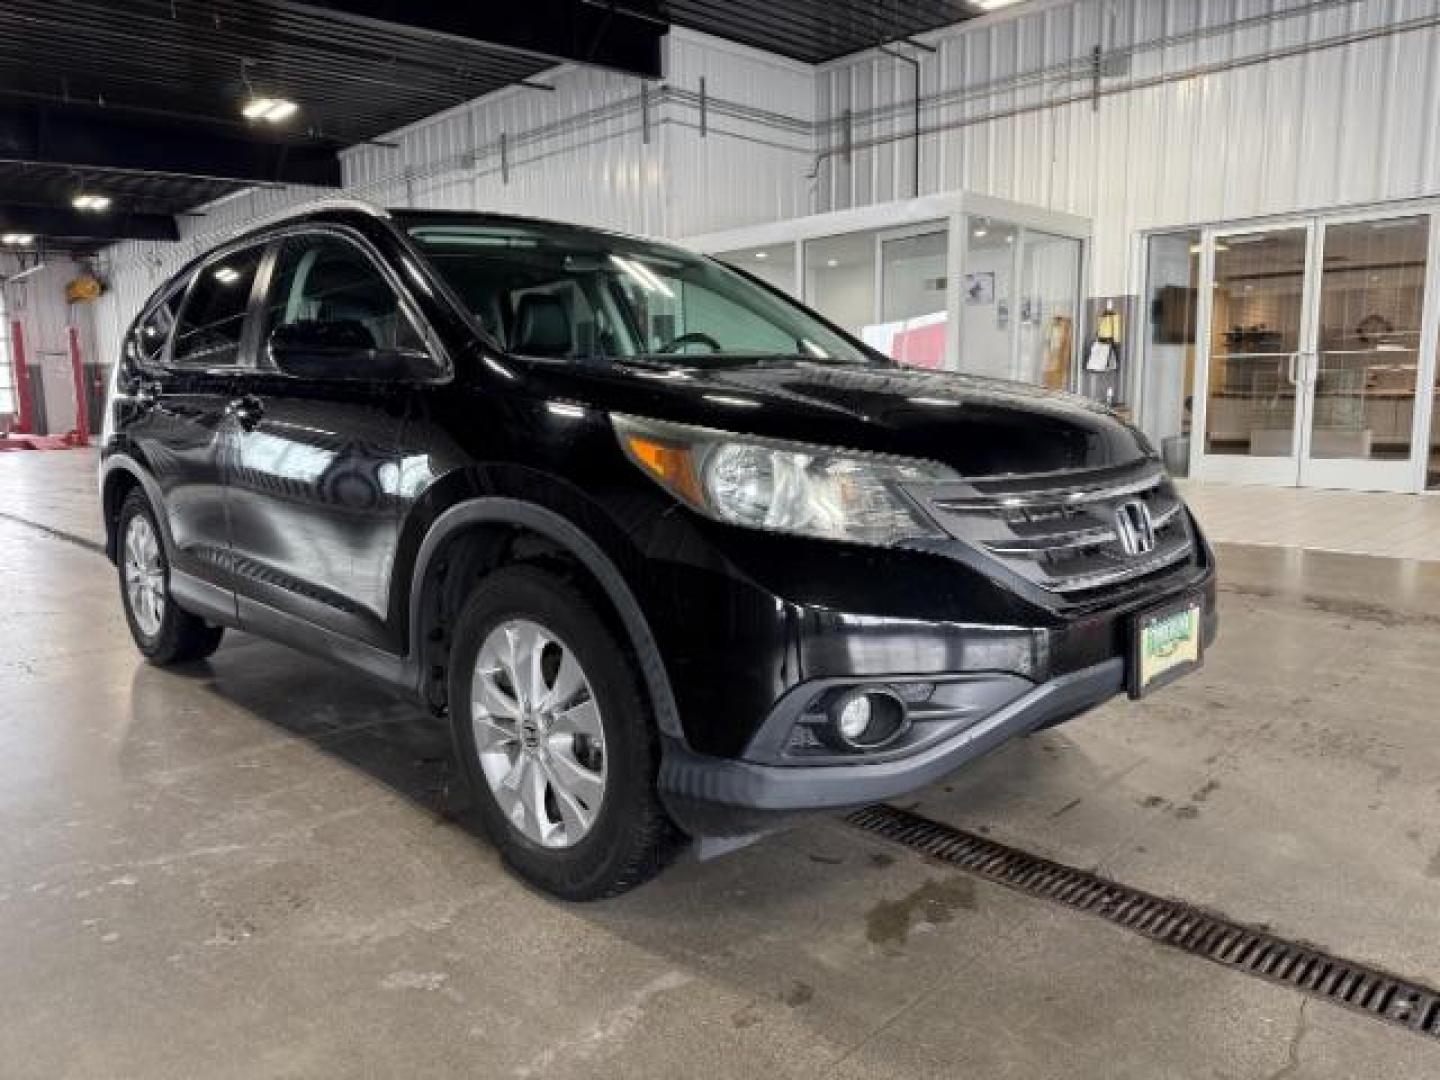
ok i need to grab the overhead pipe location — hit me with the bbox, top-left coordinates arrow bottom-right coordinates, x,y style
809,8 -> 1440,179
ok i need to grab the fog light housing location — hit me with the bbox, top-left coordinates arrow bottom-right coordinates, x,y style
824,688 -> 908,751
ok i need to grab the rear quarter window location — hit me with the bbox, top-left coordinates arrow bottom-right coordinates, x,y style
172,246 -> 265,368
126,288 -> 184,366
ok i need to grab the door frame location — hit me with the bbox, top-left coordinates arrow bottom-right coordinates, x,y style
1143,200 -> 1440,495
1296,206 -> 1440,493
1189,209 -> 1440,493
1189,216 -> 1317,486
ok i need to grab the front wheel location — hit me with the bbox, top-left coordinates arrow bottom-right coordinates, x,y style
117,490 -> 224,665
447,565 -> 681,899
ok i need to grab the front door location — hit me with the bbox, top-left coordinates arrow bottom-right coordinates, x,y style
1191,211 -> 1440,492
224,229 -> 421,651
137,244 -> 267,592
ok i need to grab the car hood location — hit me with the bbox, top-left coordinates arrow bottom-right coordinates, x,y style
523,357 -> 1152,477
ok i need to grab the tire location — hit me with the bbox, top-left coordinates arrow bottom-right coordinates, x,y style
447,565 -> 681,900
117,489 -> 225,665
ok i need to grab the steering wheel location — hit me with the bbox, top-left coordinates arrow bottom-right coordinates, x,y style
658,331 -> 722,354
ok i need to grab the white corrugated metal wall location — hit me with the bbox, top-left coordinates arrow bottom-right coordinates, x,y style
80,4 -> 1440,364
815,0 -> 1440,292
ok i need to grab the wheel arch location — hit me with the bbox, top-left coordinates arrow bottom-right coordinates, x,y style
406,497 -> 682,740
100,453 -> 170,564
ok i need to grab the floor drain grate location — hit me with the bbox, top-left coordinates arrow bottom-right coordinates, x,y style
847,803 -> 1440,1040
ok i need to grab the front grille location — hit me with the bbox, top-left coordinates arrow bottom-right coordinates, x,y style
911,459 -> 1193,601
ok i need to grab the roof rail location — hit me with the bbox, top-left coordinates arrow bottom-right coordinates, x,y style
222,196 -> 391,244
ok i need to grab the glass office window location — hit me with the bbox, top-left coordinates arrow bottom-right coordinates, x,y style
804,232 -> 877,342
879,230 -> 948,368
1018,229 -> 1081,390
961,217 -> 1017,381
714,244 -> 796,295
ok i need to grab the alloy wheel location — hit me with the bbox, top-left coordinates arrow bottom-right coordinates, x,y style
124,514 -> 166,638
471,619 -> 607,849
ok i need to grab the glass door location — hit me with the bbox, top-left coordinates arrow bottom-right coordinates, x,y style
1191,223 -> 1313,484
1298,214 -> 1434,491
1192,212 -> 1439,491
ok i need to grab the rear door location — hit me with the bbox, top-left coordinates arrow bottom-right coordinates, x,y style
224,228 -> 427,651
130,243 -> 266,595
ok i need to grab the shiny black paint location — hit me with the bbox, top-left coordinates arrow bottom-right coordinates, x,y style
224,371 -> 407,649
101,206 -> 1215,775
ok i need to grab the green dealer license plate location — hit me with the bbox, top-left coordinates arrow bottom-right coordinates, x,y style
1129,596 -> 1204,698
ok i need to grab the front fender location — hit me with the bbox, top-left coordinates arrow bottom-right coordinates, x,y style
398,475 -> 683,740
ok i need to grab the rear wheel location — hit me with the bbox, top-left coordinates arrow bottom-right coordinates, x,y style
448,565 -> 680,899
117,490 -> 224,665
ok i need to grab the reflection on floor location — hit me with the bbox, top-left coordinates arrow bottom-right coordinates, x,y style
1179,480 -> 1440,561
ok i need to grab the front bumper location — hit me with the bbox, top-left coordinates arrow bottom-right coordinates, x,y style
658,657 -> 1124,838
657,563 -> 1218,840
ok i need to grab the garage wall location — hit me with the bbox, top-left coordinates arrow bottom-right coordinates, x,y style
815,0 -> 1440,293
337,28 -> 813,236
2,255 -> 101,434
87,2 -> 1440,364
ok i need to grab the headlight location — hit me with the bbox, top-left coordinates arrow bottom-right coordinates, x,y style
612,414 -> 955,546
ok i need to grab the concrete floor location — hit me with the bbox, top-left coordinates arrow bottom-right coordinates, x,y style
2,448 -> 1439,1079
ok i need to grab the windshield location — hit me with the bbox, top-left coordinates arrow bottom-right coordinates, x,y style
404,218 -> 875,366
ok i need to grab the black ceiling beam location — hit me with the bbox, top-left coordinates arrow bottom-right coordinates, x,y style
0,205 -> 178,242
286,0 -> 666,79
0,103 -> 342,188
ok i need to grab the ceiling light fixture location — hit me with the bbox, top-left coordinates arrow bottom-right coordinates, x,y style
826,258 -> 838,268
242,96 -> 299,123
753,251 -> 768,260
72,193 -> 112,211
1,233 -> 35,245
213,266 -> 241,284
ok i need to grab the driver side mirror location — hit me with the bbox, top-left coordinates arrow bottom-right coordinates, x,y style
268,320 -> 439,382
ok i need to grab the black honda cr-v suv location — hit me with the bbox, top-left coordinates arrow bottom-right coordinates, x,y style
101,202 -> 1216,898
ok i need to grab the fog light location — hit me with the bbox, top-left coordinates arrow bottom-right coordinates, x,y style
836,695 -> 872,741
825,688 -> 908,751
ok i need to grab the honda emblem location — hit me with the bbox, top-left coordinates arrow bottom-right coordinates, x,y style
1113,500 -> 1156,556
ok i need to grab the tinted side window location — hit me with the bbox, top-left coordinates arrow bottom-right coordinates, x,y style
260,233 -> 423,364
126,288 -> 183,365
173,246 -> 264,367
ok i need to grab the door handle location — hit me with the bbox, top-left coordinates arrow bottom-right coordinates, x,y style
1286,352 -> 1300,387
227,395 -> 264,431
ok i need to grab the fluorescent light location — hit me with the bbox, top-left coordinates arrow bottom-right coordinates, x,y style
976,0 -> 1023,9
1,233 -> 34,245
213,266 -> 241,284
242,96 -> 299,123
826,258 -> 838,268
72,194 -> 112,211
754,251 -> 768,259
973,227 -> 988,238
